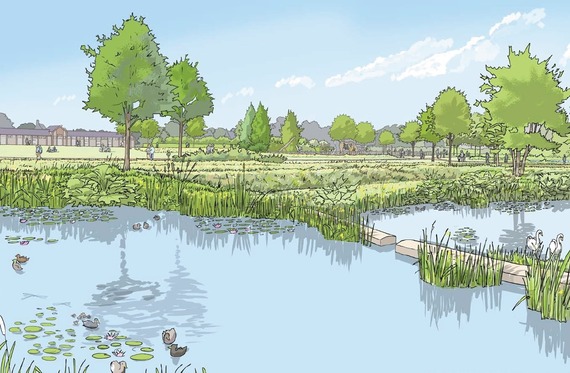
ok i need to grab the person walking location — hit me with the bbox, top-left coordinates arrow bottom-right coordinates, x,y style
35,144 -> 43,160
149,144 -> 155,161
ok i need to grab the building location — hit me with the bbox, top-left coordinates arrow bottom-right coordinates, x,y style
0,125 -> 133,147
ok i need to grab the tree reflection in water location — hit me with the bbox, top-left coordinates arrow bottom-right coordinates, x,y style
522,310 -> 570,362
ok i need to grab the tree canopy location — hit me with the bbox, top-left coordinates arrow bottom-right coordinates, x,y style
280,110 -> 303,152
355,121 -> 375,144
399,120 -> 422,156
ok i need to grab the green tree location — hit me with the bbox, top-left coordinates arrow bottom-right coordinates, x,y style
479,44 -> 570,176
378,130 -> 395,154
249,102 -> 271,152
329,114 -> 357,153
399,120 -> 421,157
432,87 -> 472,165
185,116 -> 206,144
135,118 -> 160,142
81,14 -> 172,171
280,110 -> 303,152
355,121 -> 375,145
161,56 -> 214,157
417,105 -> 443,162
471,111 -> 505,164
238,103 -> 256,149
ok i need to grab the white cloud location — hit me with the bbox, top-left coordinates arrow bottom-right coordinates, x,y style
392,36 -> 485,81
324,37 -> 453,87
560,44 -> 570,66
488,8 -> 545,36
53,94 -> 76,106
220,87 -> 254,104
275,75 -> 316,89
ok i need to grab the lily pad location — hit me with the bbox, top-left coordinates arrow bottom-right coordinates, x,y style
42,356 -> 57,361
92,353 -> 111,359
65,339 -> 75,343
43,347 -> 61,354
85,335 -> 102,341
46,239 -> 58,243
97,344 -> 109,350
59,344 -> 73,350
46,317 -> 57,321
45,331 -> 56,335
125,340 -> 142,346
23,334 -> 38,339
130,353 -> 154,361
28,349 -> 41,355
8,327 -> 22,333
14,321 -> 23,325
140,347 -> 154,352
40,322 -> 55,327
63,352 -> 73,357
25,326 -> 43,332
48,341 -> 56,346
110,342 -> 121,347
35,313 -> 44,318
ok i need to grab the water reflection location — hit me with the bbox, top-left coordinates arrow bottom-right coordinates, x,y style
523,310 -> 570,362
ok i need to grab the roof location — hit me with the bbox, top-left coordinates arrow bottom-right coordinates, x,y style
0,128 -> 50,135
0,127 -> 123,138
68,130 -> 123,138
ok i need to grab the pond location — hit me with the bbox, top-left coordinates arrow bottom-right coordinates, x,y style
366,200 -> 570,254
1,205 -> 569,372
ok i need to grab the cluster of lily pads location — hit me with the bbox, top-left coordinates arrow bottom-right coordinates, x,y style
7,305 -> 156,363
4,206 -> 117,226
491,201 -> 547,214
194,217 -> 300,235
451,226 -> 479,245
368,206 -> 411,216
433,201 -> 461,212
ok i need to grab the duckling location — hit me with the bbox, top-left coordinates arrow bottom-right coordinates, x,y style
12,259 -> 22,272
162,328 -> 177,345
110,360 -> 127,373
15,254 -> 29,263
169,343 -> 187,358
132,223 -> 141,231
143,221 -> 150,230
82,317 -> 100,329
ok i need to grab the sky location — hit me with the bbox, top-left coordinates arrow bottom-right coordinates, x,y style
1,1 -> 570,131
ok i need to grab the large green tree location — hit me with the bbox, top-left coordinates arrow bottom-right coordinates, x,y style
137,118 -> 160,142
280,110 -> 303,152
81,14 -> 173,171
249,102 -> 271,152
329,114 -> 357,153
472,110 -> 505,165
417,105 -> 443,162
355,121 -> 376,145
479,44 -> 570,176
378,130 -> 395,154
432,87 -> 472,165
161,56 -> 214,157
237,103 -> 256,149
399,120 -> 421,157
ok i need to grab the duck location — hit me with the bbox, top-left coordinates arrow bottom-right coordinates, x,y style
526,229 -> 543,255
162,328 -> 177,345
153,215 -> 161,221
110,360 -> 127,373
549,233 -> 564,257
82,318 -> 100,329
143,221 -> 150,229
132,223 -> 141,231
15,254 -> 30,263
12,259 -> 22,272
169,343 -> 187,358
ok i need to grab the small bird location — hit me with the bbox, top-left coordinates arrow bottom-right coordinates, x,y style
82,318 -> 100,329
549,233 -> 564,257
15,254 -> 30,263
110,360 -> 127,373
153,215 -> 161,221
169,344 -> 188,358
143,221 -> 150,229
12,259 -> 22,272
132,223 -> 141,231
162,328 -> 177,345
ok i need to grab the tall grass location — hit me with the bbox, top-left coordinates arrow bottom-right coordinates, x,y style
417,229 -> 504,288
515,251 -> 570,322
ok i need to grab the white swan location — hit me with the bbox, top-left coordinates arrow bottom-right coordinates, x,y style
526,229 -> 543,255
548,233 -> 564,257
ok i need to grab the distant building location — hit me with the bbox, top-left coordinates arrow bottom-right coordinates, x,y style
0,125 -> 133,147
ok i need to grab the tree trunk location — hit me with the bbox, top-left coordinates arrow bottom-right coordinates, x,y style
447,135 -> 453,166
178,121 -> 184,157
431,143 -> 436,162
411,142 -> 416,157
123,112 -> 132,171
520,145 -> 531,176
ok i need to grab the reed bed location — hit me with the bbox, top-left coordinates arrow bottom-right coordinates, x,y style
417,229 -> 504,288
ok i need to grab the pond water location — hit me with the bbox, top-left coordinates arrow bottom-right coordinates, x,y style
1,205 -> 570,372
366,200 -> 570,254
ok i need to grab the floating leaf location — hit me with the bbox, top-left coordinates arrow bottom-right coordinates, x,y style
130,353 -> 154,361
42,356 -> 57,361
92,353 -> 111,359
125,340 -> 142,346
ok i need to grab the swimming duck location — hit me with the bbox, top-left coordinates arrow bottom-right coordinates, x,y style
82,318 -> 100,329
110,360 -> 127,373
143,221 -> 150,229
15,254 -> 30,263
162,328 -> 177,345
132,223 -> 141,231
169,344 -> 187,358
153,215 -> 161,221
12,259 -> 22,271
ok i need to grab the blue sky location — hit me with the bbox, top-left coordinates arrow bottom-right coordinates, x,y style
1,1 -> 569,131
